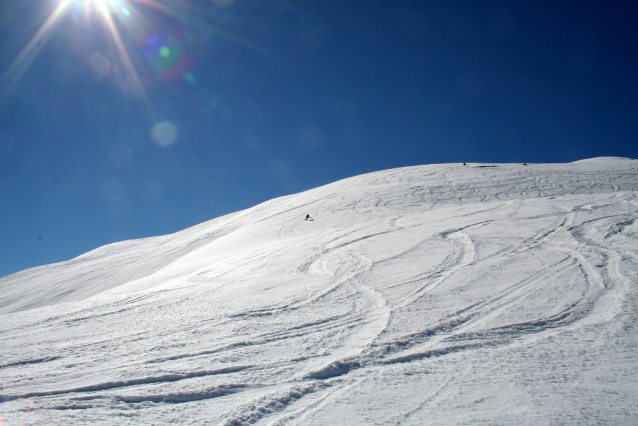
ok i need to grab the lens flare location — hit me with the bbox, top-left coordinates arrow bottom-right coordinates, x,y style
92,0 -> 148,103
87,53 -> 111,78
151,120 -> 178,147
183,71 -> 195,84
0,0 -> 275,115
0,0 -> 73,101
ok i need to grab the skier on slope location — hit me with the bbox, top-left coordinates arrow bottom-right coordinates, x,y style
305,214 -> 311,221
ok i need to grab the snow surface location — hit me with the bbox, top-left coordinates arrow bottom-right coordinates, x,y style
2,158 -> 638,425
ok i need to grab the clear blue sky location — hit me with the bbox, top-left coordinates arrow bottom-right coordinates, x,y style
1,0 -> 636,278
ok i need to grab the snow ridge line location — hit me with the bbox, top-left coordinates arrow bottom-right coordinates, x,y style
117,384 -> 249,404
42,385 -> 252,409
297,312 -> 478,381
220,382 -> 326,426
304,360 -> 362,380
0,356 -> 62,369
2,365 -> 252,400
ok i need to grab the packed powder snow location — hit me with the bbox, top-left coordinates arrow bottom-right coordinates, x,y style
1,158 -> 637,425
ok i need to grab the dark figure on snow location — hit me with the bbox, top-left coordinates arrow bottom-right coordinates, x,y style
305,214 -> 311,221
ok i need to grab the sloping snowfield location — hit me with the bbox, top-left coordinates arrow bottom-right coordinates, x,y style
2,158 -> 638,425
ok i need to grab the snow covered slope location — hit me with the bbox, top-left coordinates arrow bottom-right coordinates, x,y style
2,158 -> 638,425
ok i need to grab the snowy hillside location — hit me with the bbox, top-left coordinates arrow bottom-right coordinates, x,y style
2,158 -> 638,425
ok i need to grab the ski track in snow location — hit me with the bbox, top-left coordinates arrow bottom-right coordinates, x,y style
1,158 -> 638,425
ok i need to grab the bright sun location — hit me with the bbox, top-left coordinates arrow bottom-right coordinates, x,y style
1,0 -> 148,105
1,0 -> 260,113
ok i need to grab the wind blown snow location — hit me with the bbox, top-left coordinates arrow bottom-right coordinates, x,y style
1,158 -> 638,425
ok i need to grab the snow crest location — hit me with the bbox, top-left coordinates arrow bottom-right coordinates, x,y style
1,158 -> 638,425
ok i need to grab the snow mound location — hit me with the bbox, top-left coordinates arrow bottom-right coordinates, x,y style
1,158 -> 637,425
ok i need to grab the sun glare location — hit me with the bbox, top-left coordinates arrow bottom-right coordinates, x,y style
91,0 -> 149,105
0,0 -> 73,101
1,0 -> 176,112
0,0 -> 271,126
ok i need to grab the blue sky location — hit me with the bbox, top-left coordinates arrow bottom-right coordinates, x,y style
0,0 -> 636,278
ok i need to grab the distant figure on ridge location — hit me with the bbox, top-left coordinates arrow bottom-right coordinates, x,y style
305,214 -> 311,221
